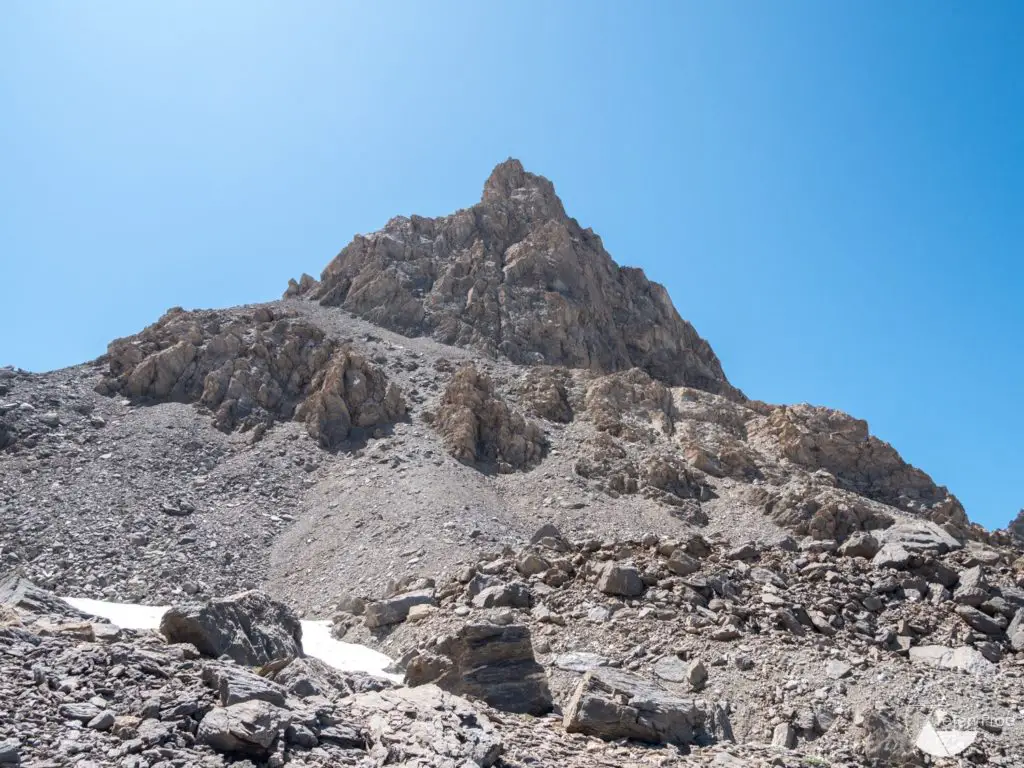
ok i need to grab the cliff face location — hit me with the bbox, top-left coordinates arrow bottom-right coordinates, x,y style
288,159 -> 739,398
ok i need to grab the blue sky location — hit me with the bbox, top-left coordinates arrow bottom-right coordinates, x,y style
1,3 -> 1021,528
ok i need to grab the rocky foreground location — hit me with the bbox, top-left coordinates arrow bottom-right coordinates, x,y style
3,160 -> 1024,765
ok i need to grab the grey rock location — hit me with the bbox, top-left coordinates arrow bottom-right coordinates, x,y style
160,590 -> 302,665
198,700 -> 289,758
771,722 -> 796,748
666,550 -> 701,576
908,645 -> 995,674
825,660 -> 852,679
471,581 -> 531,609
86,711 -> 115,731
872,542 -> 911,570
1007,608 -> 1024,652
0,739 -> 18,765
597,562 -> 644,596
725,543 -> 759,561
364,589 -> 436,629
59,702 -> 101,723
563,667 -> 706,745
878,520 -> 962,555
405,622 -> 552,715
553,652 -> 610,673
955,604 -> 1003,635
954,565 -> 989,606
285,724 -> 318,749
202,664 -> 287,707
838,532 -> 881,559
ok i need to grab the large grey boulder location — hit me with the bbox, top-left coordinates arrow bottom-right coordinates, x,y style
471,581 -> 531,609
160,591 -> 302,666
953,565 -> 990,606
597,562 -> 645,597
562,668 -> 706,746
878,521 -> 962,555
363,589 -> 436,629
201,664 -> 287,707
198,700 -> 290,758
838,532 -> 881,559
405,622 -> 552,715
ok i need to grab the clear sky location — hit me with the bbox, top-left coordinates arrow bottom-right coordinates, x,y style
1,3 -> 1021,529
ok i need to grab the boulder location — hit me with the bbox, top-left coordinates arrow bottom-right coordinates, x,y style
363,589 -> 436,629
201,664 -> 287,707
336,685 -> 501,766
160,590 -> 302,666
666,550 -> 701,576
597,562 -> 644,596
872,543 -> 911,570
955,605 -> 1003,635
838,532 -> 881,559
1007,609 -> 1024,652
878,521 -> 962,555
0,739 -> 20,765
563,667 -> 706,746
953,565 -> 990,606
908,645 -> 995,675
471,581 -> 531,609
198,700 -> 290,758
405,623 -> 552,715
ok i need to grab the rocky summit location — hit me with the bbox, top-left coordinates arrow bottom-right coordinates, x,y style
2,160 -> 1023,767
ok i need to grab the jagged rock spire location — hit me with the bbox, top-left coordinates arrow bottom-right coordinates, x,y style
291,159 -> 740,398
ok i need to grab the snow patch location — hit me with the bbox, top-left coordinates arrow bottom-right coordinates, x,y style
62,597 -> 401,683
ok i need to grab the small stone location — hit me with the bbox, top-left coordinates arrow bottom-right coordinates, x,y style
87,711 -> 115,731
825,660 -> 852,680
771,722 -> 796,748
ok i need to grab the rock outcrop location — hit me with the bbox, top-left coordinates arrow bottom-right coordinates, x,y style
753,404 -> 968,532
292,159 -> 739,397
432,364 -> 546,471
404,622 -> 553,715
98,306 -> 405,447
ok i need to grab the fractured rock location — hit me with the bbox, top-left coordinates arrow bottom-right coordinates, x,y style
404,622 -> 552,715
597,562 -> 644,597
433,365 -> 546,471
563,667 -> 706,746
160,590 -> 302,665
197,700 -> 290,758
363,589 -> 436,629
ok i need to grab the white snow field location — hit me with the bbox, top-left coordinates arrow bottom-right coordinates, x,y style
63,597 -> 401,683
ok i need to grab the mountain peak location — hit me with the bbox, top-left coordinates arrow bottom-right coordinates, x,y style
481,157 -> 566,220
292,160 -> 737,397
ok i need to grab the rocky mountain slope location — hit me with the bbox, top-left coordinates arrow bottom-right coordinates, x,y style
2,160 -> 1023,766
